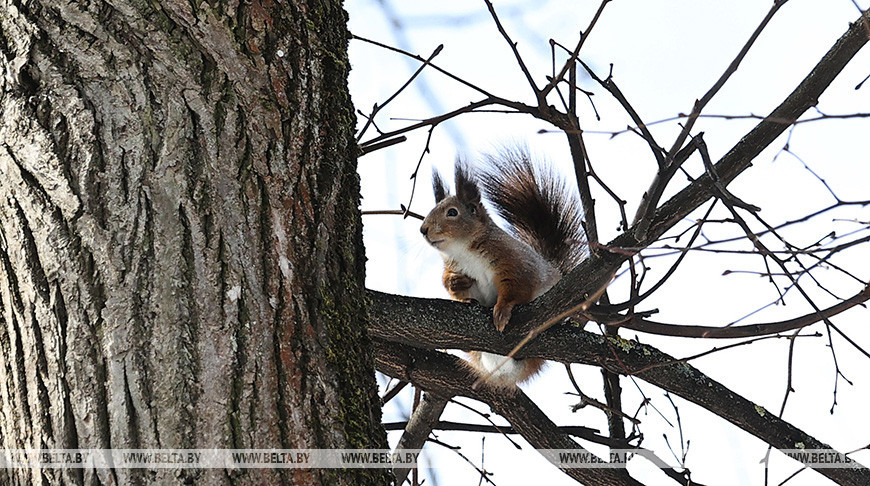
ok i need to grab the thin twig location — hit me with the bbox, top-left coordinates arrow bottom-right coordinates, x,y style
541,0 -> 612,97
361,209 -> 425,221
483,0 -> 540,100
356,44 -> 444,141
665,0 -> 790,160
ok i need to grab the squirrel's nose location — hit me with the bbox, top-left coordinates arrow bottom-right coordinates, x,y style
420,224 -> 429,236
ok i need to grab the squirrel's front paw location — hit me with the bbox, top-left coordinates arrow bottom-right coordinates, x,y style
445,273 -> 475,293
492,302 -> 515,332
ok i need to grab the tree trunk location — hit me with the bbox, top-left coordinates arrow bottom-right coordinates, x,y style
0,0 -> 389,484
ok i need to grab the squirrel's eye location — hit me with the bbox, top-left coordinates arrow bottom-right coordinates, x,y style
446,208 -> 459,217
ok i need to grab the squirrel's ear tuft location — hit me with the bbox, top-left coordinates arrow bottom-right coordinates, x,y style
454,158 -> 482,205
432,169 -> 449,202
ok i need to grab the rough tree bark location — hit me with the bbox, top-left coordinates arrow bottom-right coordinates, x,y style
0,0 -> 388,485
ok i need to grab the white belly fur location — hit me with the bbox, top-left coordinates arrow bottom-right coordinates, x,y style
441,241 -> 498,306
441,242 -> 536,385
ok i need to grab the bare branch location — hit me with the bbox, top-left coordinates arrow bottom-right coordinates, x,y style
541,0 -> 613,97
359,98 -> 505,148
361,209 -> 425,221
356,44 -> 444,141
393,392 -> 449,485
368,292 -> 870,485
381,380 -> 409,404
483,0 -> 540,100
665,0 -> 790,160
383,420 -> 625,448
352,34 -> 499,99
634,0 -> 794,237
358,135 -> 407,156
577,60 -> 665,167
594,283 -> 870,338
375,341 -> 646,486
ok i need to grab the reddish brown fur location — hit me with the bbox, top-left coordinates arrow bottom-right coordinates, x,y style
420,153 -> 583,386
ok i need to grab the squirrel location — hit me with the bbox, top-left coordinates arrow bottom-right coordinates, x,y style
420,147 -> 586,387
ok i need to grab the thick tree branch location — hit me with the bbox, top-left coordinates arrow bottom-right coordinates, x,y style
392,392 -> 449,485
367,291 -> 870,485
384,420 -> 623,447
374,341 -> 645,486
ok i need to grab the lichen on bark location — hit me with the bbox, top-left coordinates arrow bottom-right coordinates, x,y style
0,0 -> 389,484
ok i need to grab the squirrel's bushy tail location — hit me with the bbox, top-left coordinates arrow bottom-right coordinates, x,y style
479,147 -> 587,275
